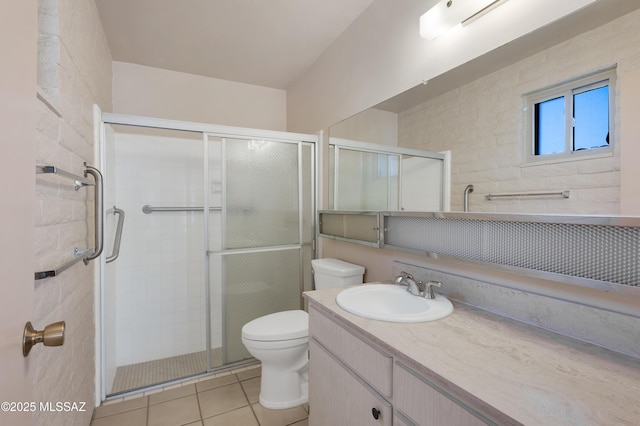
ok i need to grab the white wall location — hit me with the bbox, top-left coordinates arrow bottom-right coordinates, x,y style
619,68 -> 640,215
112,62 -> 287,131
330,108 -> 398,146
0,2 -> 36,425
34,0 -> 112,424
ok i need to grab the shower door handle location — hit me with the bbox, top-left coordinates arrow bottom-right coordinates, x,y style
106,207 -> 125,264
83,164 -> 104,263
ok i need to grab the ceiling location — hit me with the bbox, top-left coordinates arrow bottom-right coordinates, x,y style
95,0 -> 375,90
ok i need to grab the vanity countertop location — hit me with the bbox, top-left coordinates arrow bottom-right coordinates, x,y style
304,286 -> 640,426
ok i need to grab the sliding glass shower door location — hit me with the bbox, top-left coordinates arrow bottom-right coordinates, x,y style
103,125 -> 208,396
101,117 -> 315,399
206,135 -> 314,365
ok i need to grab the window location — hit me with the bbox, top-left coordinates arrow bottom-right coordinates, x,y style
524,68 -> 615,163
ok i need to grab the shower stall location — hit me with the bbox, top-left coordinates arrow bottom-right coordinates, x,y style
99,114 -> 316,398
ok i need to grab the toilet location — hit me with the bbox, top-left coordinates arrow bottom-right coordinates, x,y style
241,258 -> 365,409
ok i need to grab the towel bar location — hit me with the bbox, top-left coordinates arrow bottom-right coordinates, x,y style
485,190 -> 570,200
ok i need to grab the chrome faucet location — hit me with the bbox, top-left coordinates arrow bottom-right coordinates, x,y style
394,271 -> 422,296
393,271 -> 443,299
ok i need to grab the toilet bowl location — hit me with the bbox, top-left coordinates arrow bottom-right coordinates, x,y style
242,310 -> 309,409
241,258 -> 365,409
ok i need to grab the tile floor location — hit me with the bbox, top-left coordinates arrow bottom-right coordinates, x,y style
91,365 -> 309,426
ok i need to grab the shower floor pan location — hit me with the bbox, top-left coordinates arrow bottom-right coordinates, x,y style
110,348 -> 224,395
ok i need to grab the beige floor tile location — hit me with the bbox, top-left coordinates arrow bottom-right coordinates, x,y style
237,366 -> 262,381
198,382 -> 249,419
240,376 -> 261,404
203,406 -> 259,426
93,396 -> 148,419
149,384 -> 196,405
196,374 -> 238,393
251,403 -> 308,426
147,394 -> 201,426
90,407 -> 147,426
184,422 -> 204,426
290,419 -> 309,426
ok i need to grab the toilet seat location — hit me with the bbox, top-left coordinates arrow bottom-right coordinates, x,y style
242,310 -> 308,342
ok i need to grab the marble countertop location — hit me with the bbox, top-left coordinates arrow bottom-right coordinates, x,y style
304,286 -> 640,426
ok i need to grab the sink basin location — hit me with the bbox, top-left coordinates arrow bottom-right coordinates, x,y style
336,284 -> 453,323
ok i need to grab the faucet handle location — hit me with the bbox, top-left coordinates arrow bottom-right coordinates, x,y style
424,281 -> 442,299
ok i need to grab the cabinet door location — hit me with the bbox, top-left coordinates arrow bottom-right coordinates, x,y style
394,363 -> 490,426
310,307 -> 393,396
309,339 -> 392,426
393,414 -> 415,426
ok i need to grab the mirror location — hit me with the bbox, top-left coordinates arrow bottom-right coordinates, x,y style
329,2 -> 640,215
328,138 -> 448,211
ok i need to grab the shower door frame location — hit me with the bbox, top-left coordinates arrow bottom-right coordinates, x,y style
204,133 -> 316,367
98,112 -> 318,401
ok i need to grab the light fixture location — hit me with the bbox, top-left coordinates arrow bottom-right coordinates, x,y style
420,0 -> 507,41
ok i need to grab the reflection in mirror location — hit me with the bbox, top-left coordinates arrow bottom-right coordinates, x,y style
328,138 -> 448,211
329,3 -> 640,216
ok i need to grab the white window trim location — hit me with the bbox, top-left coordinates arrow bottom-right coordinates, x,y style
522,66 -> 616,165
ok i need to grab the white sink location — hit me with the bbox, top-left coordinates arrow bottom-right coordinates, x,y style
336,284 -> 453,323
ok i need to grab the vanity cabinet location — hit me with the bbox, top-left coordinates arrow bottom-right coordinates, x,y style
309,305 -> 492,426
309,339 -> 392,426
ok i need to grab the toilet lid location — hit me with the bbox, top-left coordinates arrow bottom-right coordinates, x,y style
242,310 -> 308,341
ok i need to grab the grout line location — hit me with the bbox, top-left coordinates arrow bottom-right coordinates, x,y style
145,396 -> 150,426
195,382 -> 203,424
238,379 -> 261,426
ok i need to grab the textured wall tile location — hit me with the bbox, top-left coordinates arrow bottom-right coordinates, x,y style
33,0 -> 111,424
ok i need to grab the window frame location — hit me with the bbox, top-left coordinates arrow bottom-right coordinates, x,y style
522,67 -> 616,164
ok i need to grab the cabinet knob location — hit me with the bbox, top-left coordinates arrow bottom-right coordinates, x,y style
371,407 -> 381,420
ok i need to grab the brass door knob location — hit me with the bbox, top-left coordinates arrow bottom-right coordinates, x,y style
23,321 -> 65,357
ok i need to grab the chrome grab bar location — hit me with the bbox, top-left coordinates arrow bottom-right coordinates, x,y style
35,163 -> 104,280
463,184 -> 474,212
106,206 -> 125,264
142,204 -> 221,214
83,164 -> 103,264
485,190 -> 570,200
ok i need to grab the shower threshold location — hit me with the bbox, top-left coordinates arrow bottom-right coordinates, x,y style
110,348 -> 223,395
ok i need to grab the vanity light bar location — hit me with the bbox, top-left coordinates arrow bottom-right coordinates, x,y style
420,0 -> 508,40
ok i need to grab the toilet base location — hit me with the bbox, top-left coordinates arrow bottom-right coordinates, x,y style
259,381 -> 308,410
258,364 -> 309,410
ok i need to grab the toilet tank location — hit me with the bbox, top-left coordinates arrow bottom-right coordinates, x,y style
311,258 -> 365,289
